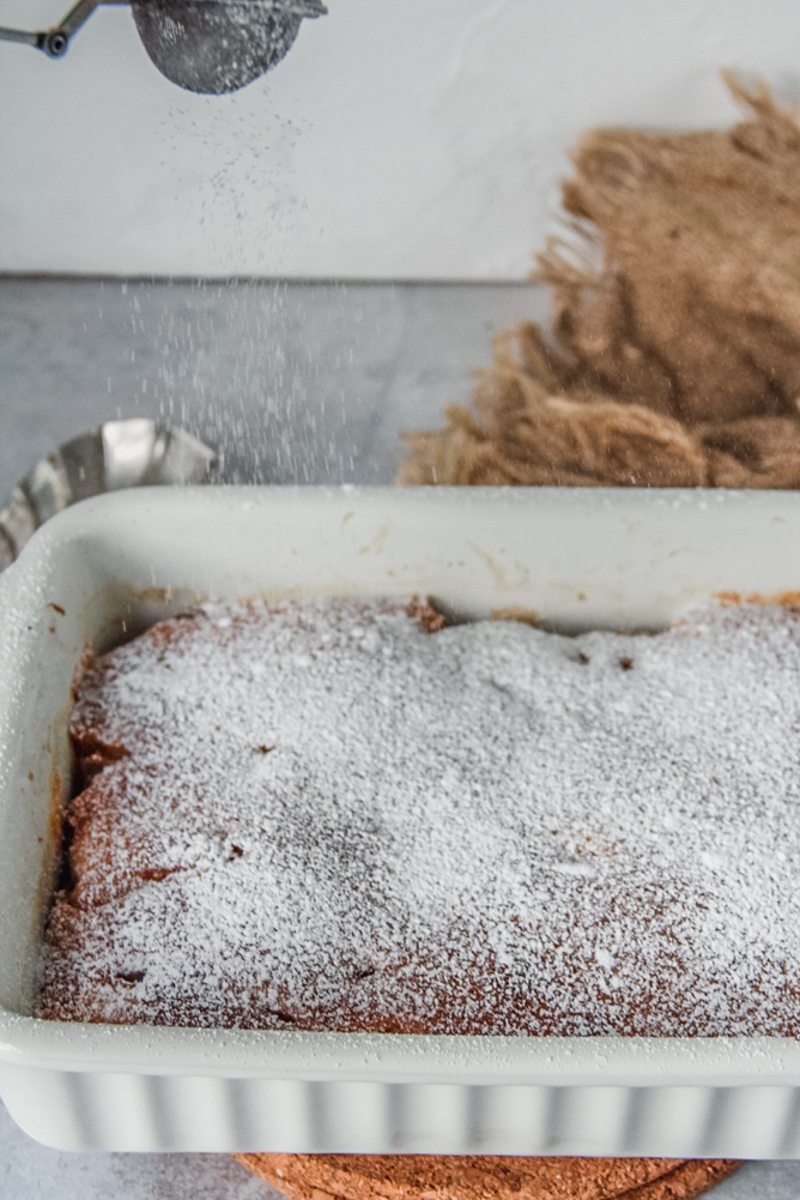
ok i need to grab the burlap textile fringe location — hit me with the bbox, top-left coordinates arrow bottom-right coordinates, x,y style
399,76 -> 800,488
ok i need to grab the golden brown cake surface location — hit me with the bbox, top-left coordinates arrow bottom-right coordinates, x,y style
37,597 -> 800,1035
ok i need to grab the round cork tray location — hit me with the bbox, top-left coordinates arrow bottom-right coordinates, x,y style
237,1154 -> 739,1200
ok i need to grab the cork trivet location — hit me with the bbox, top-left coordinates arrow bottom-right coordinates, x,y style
236,1154 -> 738,1200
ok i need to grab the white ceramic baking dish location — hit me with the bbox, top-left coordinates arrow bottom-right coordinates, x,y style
2,485 -> 800,1156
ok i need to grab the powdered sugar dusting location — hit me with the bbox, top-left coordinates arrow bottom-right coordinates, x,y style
37,599 -> 800,1036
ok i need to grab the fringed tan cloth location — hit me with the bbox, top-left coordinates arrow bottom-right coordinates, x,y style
400,77 -> 800,489
238,1154 -> 738,1200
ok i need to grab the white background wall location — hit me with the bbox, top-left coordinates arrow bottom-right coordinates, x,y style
0,0 -> 798,279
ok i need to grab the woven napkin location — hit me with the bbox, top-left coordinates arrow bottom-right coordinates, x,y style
400,76 -> 800,491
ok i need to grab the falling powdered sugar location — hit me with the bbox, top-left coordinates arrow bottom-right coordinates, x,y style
37,598 -> 800,1036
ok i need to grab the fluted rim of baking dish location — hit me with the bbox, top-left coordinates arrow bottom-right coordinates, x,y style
1,1016 -> 800,1082
2,486 -> 800,1086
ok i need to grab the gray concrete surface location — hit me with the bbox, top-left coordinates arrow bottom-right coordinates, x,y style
2,278 -> 800,1198
0,278 -> 545,493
